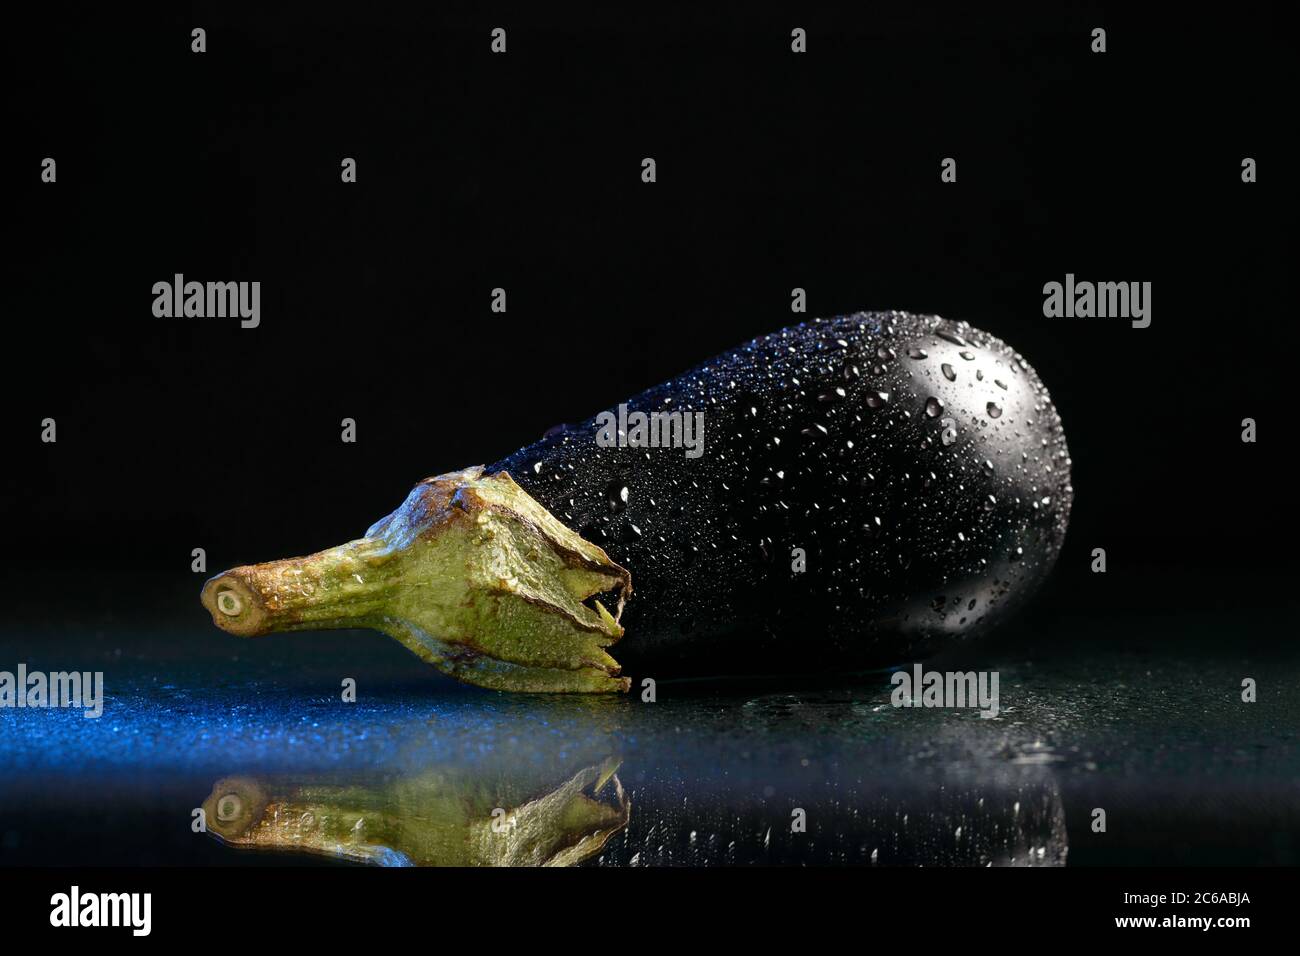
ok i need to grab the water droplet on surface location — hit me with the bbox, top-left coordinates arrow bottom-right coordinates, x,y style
865,391 -> 891,409
907,348 -> 928,360
941,363 -> 956,382
986,402 -> 1003,419
924,397 -> 944,418
606,482 -> 629,513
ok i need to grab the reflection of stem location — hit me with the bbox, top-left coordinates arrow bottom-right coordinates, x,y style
201,759 -> 631,867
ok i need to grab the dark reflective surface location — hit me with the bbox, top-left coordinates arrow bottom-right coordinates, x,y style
0,573 -> 1296,866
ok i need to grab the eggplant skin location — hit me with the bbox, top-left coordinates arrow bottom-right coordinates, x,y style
493,311 -> 1073,677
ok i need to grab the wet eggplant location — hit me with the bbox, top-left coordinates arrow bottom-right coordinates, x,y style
202,311 -> 1072,692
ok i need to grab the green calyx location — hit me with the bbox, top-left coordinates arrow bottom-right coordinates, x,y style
201,467 -> 632,693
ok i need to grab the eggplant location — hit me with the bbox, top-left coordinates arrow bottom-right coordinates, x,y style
202,311 -> 1072,692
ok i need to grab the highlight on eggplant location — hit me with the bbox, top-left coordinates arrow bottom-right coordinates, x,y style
202,311 -> 1072,692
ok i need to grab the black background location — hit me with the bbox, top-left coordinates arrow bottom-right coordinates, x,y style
4,2 -> 1289,633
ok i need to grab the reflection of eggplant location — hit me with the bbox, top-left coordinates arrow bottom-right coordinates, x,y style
602,764 -> 1069,867
201,760 -> 629,867
203,312 -> 1071,692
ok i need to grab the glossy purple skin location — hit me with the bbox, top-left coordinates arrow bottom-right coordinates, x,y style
492,312 -> 1073,677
